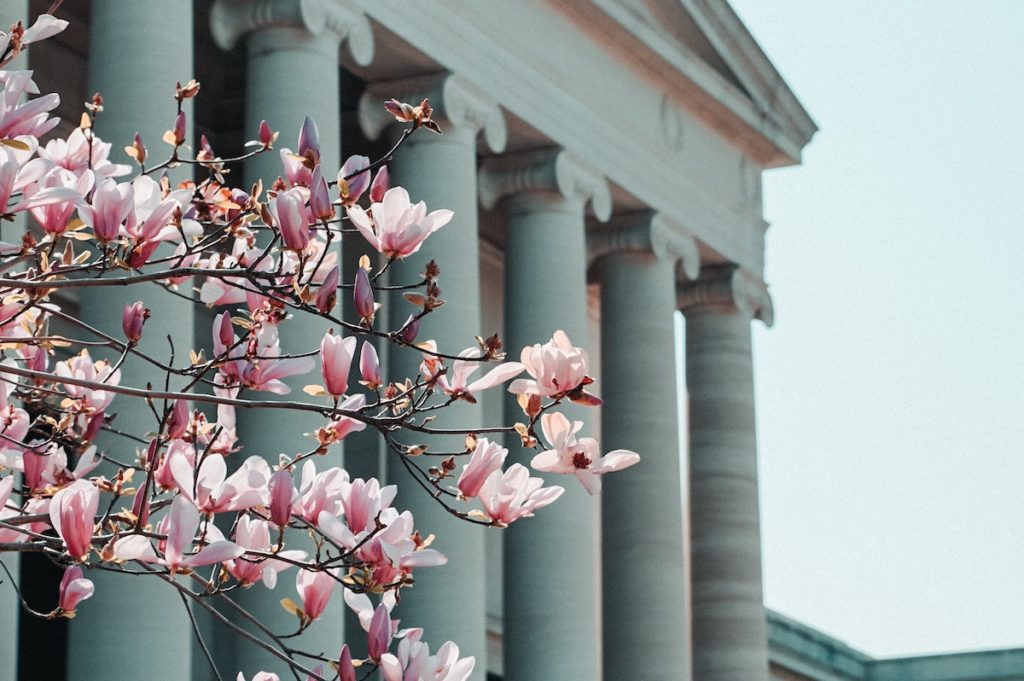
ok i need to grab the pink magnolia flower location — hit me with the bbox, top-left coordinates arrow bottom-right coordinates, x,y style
25,166 -> 94,235
0,14 -> 68,56
353,267 -> 375,322
508,330 -> 599,403
22,442 -> 100,491
121,301 -> 148,343
57,565 -> 94,616
346,187 -> 453,259
359,342 -> 381,389
457,438 -> 508,499
297,115 -> 320,164
368,602 -> 394,661
0,380 -> 29,467
323,393 -> 367,443
49,479 -> 100,561
337,154 -> 370,205
320,331 -> 356,397
338,645 -> 356,681
477,464 -> 564,527
80,178 -> 133,242
532,412 -> 640,495
369,165 -> 389,202
315,264 -> 339,313
166,398 -> 190,440
224,516 -> 306,588
438,349 -> 524,403
114,495 -> 244,572
292,460 -> 349,524
0,71 -> 61,138
123,175 -> 194,244
169,452 -> 271,514
39,128 -> 130,179
54,350 -> 121,414
0,475 -> 23,543
268,469 -> 296,528
295,567 -> 337,622
309,165 -> 334,220
379,628 -> 475,681
268,187 -> 311,251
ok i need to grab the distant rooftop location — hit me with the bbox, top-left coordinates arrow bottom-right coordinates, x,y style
769,610 -> 1024,681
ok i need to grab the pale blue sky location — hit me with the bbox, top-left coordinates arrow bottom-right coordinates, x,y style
729,0 -> 1024,658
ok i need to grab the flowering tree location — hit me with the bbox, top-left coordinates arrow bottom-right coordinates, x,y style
0,12 -> 638,681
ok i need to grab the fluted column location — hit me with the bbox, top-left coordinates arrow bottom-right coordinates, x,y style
479,149 -> 611,681
678,265 -> 774,681
65,3 -> 195,680
358,72 -> 505,680
210,1 -> 372,676
590,212 -> 699,681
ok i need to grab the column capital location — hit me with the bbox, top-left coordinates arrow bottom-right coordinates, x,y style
478,148 -> 611,221
677,265 -> 774,326
587,211 -> 700,279
358,72 -> 507,152
210,0 -> 374,65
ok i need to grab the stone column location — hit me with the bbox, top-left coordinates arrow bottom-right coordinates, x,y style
210,1 -> 372,676
590,212 -> 699,681
358,72 -> 505,680
678,265 -> 774,681
62,4 -> 196,681
478,149 -> 611,681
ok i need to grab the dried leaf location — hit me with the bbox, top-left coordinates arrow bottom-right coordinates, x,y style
303,385 -> 328,397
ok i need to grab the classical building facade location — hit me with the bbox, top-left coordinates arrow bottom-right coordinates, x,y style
10,2 -> 1000,681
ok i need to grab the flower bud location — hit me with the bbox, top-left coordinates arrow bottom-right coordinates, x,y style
268,469 -> 294,528
353,267 -> 375,322
315,264 -> 340,313
130,482 -> 150,528
82,412 -> 104,442
338,645 -> 356,681
121,301 -> 149,344
359,342 -> 381,389
338,155 -> 370,205
369,165 -> 389,203
367,603 -> 393,662
214,312 -> 234,354
258,120 -> 275,147
166,110 -> 186,147
58,566 -> 94,616
308,165 -> 334,220
271,188 -> 310,251
166,399 -> 190,440
398,315 -> 420,344
125,132 -> 147,165
297,115 -> 320,164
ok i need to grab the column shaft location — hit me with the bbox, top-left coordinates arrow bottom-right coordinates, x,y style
685,307 -> 768,681
384,126 -> 487,680
228,25 -> 343,679
502,196 -> 598,681
599,251 -> 689,680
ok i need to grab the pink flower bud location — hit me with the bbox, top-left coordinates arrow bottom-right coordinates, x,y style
58,565 -> 94,615
338,645 -> 356,681
369,165 -> 388,203
315,264 -> 340,313
121,301 -> 148,344
320,332 -> 356,397
258,120 -> 275,147
398,315 -> 420,344
338,155 -> 370,205
198,134 -> 215,161
166,399 -> 189,439
22,447 -> 45,490
171,110 -> 186,146
50,479 -> 100,561
353,267 -> 374,322
359,342 -> 381,389
308,165 -> 334,220
297,116 -> 320,164
215,312 -> 234,353
367,603 -> 393,661
82,412 -> 104,442
270,188 -> 311,251
268,469 -> 294,528
130,482 -> 150,527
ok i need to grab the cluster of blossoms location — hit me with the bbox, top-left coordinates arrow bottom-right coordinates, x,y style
0,12 -> 638,680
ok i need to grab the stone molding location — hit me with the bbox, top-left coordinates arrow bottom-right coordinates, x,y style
587,211 -> 700,279
478,148 -> 611,221
677,264 -> 773,326
358,73 -> 507,152
210,0 -> 374,65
